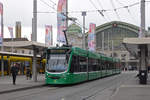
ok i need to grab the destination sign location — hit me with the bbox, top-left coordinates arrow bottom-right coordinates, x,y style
50,49 -> 66,54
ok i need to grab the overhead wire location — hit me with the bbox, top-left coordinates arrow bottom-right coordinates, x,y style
38,0 -> 147,29
48,0 -> 57,9
40,0 -> 57,12
115,0 -> 137,24
109,0 -> 121,20
39,0 -> 88,30
89,0 -> 108,21
37,1 -> 141,14
96,0 -> 111,21
48,0 -> 57,6
61,12 -> 88,30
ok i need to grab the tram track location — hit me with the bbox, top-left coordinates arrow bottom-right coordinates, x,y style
0,72 -> 136,100
81,72 -> 135,100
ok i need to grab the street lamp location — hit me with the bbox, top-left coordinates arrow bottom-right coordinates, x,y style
82,11 -> 86,49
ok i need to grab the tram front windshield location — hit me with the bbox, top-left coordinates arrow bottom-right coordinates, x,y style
46,49 -> 70,72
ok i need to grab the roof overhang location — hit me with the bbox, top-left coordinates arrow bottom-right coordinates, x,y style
3,41 -> 49,51
123,37 -> 150,58
0,51 -> 41,58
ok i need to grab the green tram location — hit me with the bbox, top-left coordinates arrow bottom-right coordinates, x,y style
45,46 -> 121,85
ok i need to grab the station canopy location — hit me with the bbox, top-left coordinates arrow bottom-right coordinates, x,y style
3,41 -> 49,51
123,37 -> 150,58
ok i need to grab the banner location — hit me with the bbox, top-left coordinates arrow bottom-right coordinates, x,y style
45,25 -> 53,46
57,0 -> 67,43
0,3 -> 3,46
8,27 -> 13,38
88,23 -> 96,51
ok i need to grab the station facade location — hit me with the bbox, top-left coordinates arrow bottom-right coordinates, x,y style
67,21 -> 143,70
95,21 -> 140,70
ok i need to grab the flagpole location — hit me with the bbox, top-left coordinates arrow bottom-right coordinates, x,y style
1,3 -> 3,51
0,2 -> 4,76
11,36 -> 13,52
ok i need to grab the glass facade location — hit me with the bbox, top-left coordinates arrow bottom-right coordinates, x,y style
96,22 -> 139,51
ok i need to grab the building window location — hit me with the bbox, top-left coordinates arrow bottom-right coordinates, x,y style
29,51 -> 31,54
14,50 -> 17,53
22,50 -> 24,54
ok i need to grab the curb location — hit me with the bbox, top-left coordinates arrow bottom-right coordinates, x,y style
0,84 -> 46,94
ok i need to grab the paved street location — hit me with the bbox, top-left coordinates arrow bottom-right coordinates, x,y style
0,74 -> 45,94
0,71 -> 140,100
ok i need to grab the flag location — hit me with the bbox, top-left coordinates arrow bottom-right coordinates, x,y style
8,27 -> 13,38
88,23 -> 96,51
45,25 -> 53,46
57,0 -> 67,43
0,3 -> 3,15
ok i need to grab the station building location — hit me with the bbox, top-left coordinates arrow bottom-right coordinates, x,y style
67,21 -> 148,70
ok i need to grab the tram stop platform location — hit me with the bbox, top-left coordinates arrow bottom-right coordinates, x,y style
0,74 -> 45,94
110,72 -> 150,100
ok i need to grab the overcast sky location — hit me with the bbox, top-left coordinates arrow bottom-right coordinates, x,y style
0,0 -> 150,43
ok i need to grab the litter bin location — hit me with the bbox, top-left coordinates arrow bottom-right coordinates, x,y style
139,70 -> 147,84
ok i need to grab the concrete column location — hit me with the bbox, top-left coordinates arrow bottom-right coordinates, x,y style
139,0 -> 147,84
140,45 -> 147,70
33,0 -> 37,41
32,46 -> 37,82
139,44 -> 147,84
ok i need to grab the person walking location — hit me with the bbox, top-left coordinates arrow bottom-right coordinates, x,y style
26,67 -> 31,80
10,63 -> 18,85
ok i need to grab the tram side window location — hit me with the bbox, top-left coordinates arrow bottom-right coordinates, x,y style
88,58 -> 99,71
88,58 -> 92,72
70,55 -> 87,72
106,61 -> 110,70
115,62 -> 117,69
93,59 -> 99,71
70,55 -> 79,72
79,56 -> 87,72
111,62 -> 115,69
109,62 -> 113,70
105,61 -> 109,70
101,61 -> 105,70
98,60 -> 102,70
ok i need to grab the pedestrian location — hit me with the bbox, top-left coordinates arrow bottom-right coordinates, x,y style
10,63 -> 18,85
26,67 -> 31,80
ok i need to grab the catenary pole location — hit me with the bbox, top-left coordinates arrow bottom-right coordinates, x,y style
82,12 -> 86,49
32,0 -> 37,82
139,0 -> 147,84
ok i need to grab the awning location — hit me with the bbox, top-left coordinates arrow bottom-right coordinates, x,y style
3,41 -> 49,51
123,37 -> 150,58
